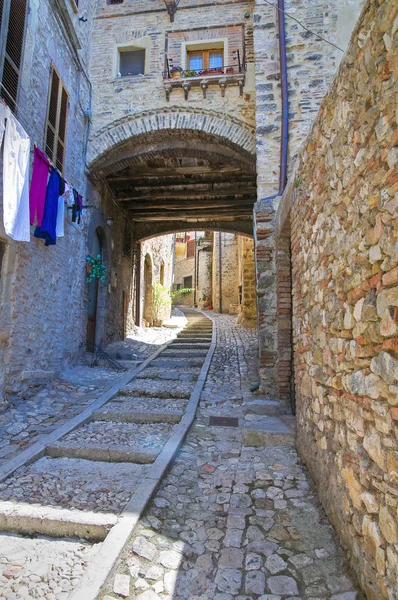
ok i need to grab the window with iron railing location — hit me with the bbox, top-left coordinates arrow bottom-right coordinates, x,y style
0,0 -> 28,113
45,68 -> 69,173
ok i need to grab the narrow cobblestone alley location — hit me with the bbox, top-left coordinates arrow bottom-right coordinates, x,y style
99,314 -> 361,600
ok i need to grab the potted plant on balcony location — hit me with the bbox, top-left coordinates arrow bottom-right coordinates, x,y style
183,70 -> 198,77
199,67 -> 224,76
170,66 -> 183,79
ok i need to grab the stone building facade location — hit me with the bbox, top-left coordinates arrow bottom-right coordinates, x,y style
1,0 -> 396,597
0,0 -> 173,403
273,1 -> 398,597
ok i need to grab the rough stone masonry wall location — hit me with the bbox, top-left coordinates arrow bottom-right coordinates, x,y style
0,0 -> 96,399
236,234 -> 257,327
253,0 -> 365,397
286,0 -> 398,597
212,232 -> 239,313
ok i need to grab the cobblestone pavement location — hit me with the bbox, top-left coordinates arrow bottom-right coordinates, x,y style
101,313 -> 362,600
0,534 -> 100,600
0,319 -> 184,468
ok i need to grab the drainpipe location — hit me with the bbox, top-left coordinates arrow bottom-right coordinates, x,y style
254,0 -> 289,358
218,231 -> 222,314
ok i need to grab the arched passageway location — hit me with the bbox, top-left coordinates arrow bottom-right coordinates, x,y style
88,111 -> 257,237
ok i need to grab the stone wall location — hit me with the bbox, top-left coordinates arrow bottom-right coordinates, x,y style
0,0 -> 96,400
277,0 -> 398,597
253,0 -> 365,395
212,232 -> 240,314
89,0 -> 256,149
236,235 -> 257,327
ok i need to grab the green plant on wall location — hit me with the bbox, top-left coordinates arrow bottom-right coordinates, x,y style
86,255 -> 107,283
171,287 -> 194,304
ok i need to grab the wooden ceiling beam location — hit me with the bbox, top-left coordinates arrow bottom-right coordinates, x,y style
125,199 -> 255,211
116,189 -> 257,202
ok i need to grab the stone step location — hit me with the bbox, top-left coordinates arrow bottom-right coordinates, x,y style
93,401 -> 183,424
135,368 -> 199,382
170,343 -> 211,349
0,501 -> 117,541
171,337 -> 212,344
0,457 -> 147,538
45,421 -> 175,464
98,397 -> 188,413
119,379 -> 192,399
150,358 -> 204,368
161,349 -> 208,358
242,417 -> 296,447
245,399 -> 292,416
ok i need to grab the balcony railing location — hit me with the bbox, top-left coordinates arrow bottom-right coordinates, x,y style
162,64 -> 246,101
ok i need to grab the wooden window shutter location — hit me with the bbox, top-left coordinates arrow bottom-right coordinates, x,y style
45,68 -> 69,173
0,0 -> 28,112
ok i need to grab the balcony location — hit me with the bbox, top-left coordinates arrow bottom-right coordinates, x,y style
163,64 -> 245,101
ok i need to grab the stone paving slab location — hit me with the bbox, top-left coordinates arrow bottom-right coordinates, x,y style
0,457 -> 148,515
0,534 -> 100,599
46,422 -> 175,463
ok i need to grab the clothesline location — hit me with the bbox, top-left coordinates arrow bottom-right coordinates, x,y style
1,99 -> 88,244
0,91 -> 86,202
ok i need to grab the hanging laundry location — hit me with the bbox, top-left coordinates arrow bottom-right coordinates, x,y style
72,188 -> 83,224
29,145 -> 50,227
34,168 -> 65,246
2,109 -> 31,242
55,180 -> 68,238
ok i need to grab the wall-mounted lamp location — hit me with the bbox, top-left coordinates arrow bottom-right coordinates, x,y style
106,217 -> 114,226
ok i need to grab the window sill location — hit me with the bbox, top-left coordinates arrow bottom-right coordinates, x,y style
163,72 -> 245,101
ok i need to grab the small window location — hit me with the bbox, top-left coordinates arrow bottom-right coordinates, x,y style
108,0 -> 123,3
184,276 -> 193,289
119,50 -> 145,76
45,68 -> 69,173
0,0 -> 28,112
176,283 -> 181,290
187,49 -> 223,72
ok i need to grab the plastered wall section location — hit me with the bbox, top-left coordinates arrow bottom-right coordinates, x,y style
285,0 -> 398,597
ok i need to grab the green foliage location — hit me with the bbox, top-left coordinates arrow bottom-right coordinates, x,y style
183,70 -> 198,77
171,287 -> 194,302
86,255 -> 107,283
153,281 -> 172,322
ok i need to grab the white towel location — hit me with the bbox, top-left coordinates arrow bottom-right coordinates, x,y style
2,110 -> 31,242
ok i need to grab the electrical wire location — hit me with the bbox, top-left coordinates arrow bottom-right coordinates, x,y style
262,0 -> 344,53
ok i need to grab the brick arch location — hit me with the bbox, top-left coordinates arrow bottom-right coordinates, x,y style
88,106 -> 256,173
